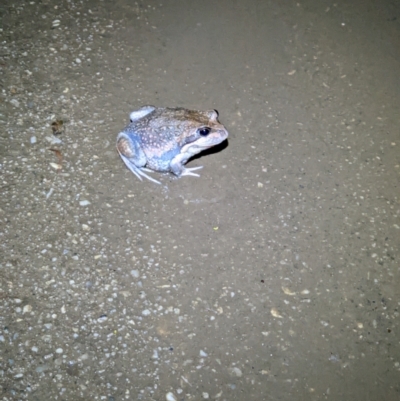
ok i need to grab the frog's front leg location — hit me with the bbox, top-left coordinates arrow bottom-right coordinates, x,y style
169,153 -> 203,178
116,132 -> 161,184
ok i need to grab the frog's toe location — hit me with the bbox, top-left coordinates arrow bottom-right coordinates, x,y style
119,154 -> 161,184
137,169 -> 161,184
141,167 -> 155,173
181,166 -> 203,177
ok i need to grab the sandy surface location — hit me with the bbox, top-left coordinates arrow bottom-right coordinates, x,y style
1,0 -> 400,400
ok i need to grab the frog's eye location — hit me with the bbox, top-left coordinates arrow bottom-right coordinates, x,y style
198,127 -> 211,136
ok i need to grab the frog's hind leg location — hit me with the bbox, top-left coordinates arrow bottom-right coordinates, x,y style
118,153 -> 161,184
116,133 -> 161,184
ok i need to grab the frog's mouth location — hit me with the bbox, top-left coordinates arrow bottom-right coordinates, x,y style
198,131 -> 228,146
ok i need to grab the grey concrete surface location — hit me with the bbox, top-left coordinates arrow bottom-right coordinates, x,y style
1,0 -> 399,400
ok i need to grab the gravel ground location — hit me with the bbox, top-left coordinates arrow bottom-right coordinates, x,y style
1,0 -> 400,400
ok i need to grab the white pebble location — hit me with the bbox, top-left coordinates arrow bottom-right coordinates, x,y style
14,373 -> 23,379
36,365 -> 49,373
31,346 -> 38,353
130,269 -> 139,278
229,367 -> 242,377
75,58 -> 82,64
202,393 -> 209,399
56,348 -> 63,354
46,188 -> 54,199
166,393 -> 177,401
10,99 -> 20,107
79,200 -> 90,206
30,136 -> 37,144
199,350 -> 208,357
49,162 -> 62,170
45,136 -> 62,145
142,309 -> 151,316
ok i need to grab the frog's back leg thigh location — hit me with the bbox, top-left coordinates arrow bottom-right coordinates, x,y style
116,132 -> 160,184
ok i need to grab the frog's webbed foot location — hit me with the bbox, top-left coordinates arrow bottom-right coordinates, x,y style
117,133 -> 161,185
180,166 -> 203,177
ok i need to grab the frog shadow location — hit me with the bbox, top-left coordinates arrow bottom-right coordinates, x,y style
188,138 -> 229,163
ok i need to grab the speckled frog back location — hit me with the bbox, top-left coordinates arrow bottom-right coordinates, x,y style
127,107 -> 216,146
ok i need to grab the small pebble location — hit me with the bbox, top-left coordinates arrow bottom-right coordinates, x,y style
79,200 -> 91,206
130,269 -> 140,278
166,393 -> 177,401
142,309 -> 151,316
229,367 -> 242,377
49,162 -> 62,170
30,136 -> 37,144
45,136 -> 62,145
36,365 -> 49,373
46,188 -> 54,199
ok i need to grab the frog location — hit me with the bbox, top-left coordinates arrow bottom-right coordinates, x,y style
116,105 -> 229,184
